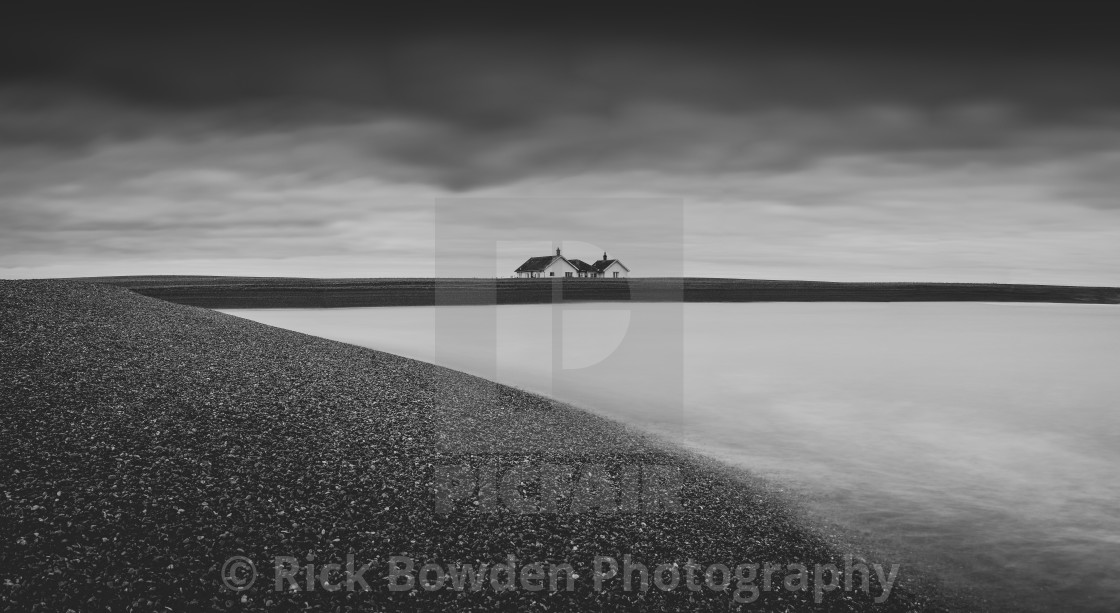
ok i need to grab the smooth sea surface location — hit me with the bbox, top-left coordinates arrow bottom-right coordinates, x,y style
221,302 -> 1120,612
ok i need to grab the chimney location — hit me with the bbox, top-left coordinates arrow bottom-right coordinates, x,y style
556,247 -> 561,256
602,252 -> 608,261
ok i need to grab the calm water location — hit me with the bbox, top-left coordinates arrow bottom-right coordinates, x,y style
221,302 -> 1120,612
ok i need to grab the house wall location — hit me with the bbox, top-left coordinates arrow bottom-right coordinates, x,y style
602,262 -> 629,278
543,259 -> 579,277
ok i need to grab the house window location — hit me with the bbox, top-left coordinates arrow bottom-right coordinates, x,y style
565,272 -> 572,277
613,271 -> 619,278
549,272 -> 554,276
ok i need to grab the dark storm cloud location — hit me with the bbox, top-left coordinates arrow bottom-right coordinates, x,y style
7,4 -> 1120,109
4,3 -> 1120,186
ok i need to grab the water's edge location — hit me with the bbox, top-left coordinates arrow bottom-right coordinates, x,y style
220,302 -> 1120,613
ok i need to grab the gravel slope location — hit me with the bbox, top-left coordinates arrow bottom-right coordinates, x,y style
0,280 -> 957,612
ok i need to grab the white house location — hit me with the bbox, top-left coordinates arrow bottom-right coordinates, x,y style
515,249 -> 630,278
590,253 -> 630,278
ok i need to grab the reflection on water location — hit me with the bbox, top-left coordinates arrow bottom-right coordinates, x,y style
221,302 -> 1120,612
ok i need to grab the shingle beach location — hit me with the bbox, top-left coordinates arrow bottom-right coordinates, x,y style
0,280 -> 958,612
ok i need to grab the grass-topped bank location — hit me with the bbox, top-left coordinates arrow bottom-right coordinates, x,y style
71,275 -> 1120,308
0,280 -> 966,611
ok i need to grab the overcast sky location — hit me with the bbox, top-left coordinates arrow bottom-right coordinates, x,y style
2,4 -> 1119,284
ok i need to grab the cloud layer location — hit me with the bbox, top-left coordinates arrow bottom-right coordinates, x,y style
2,4 -> 1119,283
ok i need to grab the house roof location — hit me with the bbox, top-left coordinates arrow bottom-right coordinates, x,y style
515,255 -> 579,273
516,254 -> 628,273
592,258 -> 630,272
514,256 -> 558,272
566,259 -> 597,273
